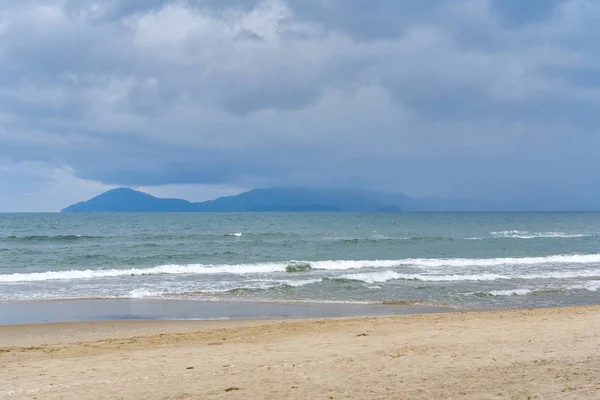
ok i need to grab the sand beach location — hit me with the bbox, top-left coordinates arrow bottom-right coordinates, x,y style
1,305 -> 599,399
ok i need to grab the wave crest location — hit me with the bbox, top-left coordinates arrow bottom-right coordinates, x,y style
490,230 -> 592,239
286,262 -> 312,273
2,254 -> 600,283
3,235 -> 102,242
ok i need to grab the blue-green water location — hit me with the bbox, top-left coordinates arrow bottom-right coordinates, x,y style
1,213 -> 600,309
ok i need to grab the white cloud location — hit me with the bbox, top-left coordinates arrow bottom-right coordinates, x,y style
0,161 -> 115,212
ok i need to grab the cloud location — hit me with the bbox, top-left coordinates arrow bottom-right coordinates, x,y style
0,0 -> 599,210
0,161 -> 114,212
141,183 -> 247,203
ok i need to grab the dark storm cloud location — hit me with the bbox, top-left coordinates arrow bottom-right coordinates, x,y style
1,0 -> 600,211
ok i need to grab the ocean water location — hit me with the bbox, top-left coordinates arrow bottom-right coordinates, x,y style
1,212 -> 600,310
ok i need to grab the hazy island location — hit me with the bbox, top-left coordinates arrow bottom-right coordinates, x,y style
61,188 -> 402,213
60,187 -> 523,213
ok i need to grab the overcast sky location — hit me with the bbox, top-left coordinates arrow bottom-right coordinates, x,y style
1,0 -> 599,211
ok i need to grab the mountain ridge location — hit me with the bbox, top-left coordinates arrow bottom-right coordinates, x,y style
60,187 -> 521,213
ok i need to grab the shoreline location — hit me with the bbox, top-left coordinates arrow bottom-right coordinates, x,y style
0,305 -> 596,348
0,298 -> 454,325
2,305 -> 599,399
3,296 -> 598,326
0,296 -> 429,305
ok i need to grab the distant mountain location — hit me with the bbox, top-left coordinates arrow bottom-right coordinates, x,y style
61,188 -> 199,213
61,188 -> 402,213
61,187 -> 519,213
192,188 -> 402,212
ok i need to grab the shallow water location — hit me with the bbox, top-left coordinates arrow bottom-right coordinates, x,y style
1,212 -> 600,309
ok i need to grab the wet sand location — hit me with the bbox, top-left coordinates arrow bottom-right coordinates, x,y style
0,298 -> 451,325
1,306 -> 600,399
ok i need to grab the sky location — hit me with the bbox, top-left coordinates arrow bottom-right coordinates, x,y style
1,0 -> 599,211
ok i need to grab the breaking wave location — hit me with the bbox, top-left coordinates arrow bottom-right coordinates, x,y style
126,279 -> 322,299
340,271 -> 404,284
489,231 -> 592,239
2,254 -> 600,283
286,261 -> 312,273
341,269 -> 600,283
0,260 -> 402,282
473,289 -> 534,297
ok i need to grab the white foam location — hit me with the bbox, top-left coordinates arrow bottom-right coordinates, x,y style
127,288 -> 162,298
481,281 -> 600,295
197,278 -> 322,293
310,260 -> 403,270
485,289 -> 533,296
567,281 -> 600,292
226,232 -> 243,237
490,230 -> 591,239
341,269 -> 600,283
256,279 -> 322,288
403,254 -> 600,268
342,271 -> 506,282
0,263 -> 289,282
2,254 -> 600,283
325,236 -> 408,241
283,279 -> 322,287
341,271 -> 404,283
265,279 -> 323,289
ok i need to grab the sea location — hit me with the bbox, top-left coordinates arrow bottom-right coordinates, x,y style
1,212 -> 600,310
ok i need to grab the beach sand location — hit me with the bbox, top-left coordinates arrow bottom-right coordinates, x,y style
1,306 -> 599,399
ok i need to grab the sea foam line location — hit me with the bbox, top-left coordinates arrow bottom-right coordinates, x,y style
341,269 -> 600,283
489,230 -> 592,239
472,281 -> 600,297
125,279 -> 322,298
484,289 -> 534,296
2,254 -> 600,283
0,260 -> 404,282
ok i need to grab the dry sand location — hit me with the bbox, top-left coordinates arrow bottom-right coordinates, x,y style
1,306 -> 599,399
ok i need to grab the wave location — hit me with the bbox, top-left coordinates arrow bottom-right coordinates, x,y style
567,281 -> 600,292
220,279 -> 323,295
474,289 -> 534,297
0,260 -> 402,283
2,254 -> 600,283
0,264 -> 287,282
126,279 -> 322,298
20,232 -> 296,242
2,235 -> 103,242
489,230 -> 592,239
286,261 -> 312,273
307,256 -> 600,270
340,269 -> 600,283
127,288 -> 163,298
327,236 -> 448,243
340,271 -> 404,284
400,254 -> 600,268
472,281 -> 600,297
